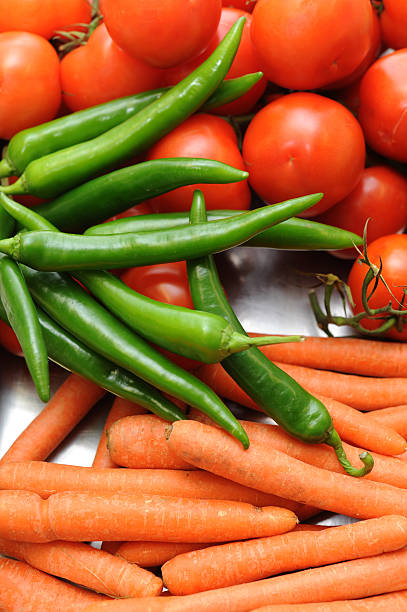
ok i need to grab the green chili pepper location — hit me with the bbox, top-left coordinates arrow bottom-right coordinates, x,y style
86,209 -> 363,251
0,194 -> 324,271
0,299 -> 185,422
18,265 -> 249,448
2,18 -> 246,199
34,159 -> 248,233
186,190 -> 374,477
0,205 -> 50,402
0,73 -> 262,180
0,193 -> 301,364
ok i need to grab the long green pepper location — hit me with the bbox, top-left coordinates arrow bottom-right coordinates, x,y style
0,72 -> 262,179
186,191 -> 374,477
86,209 -> 364,252
0,205 -> 49,402
0,194 -> 324,271
1,17 -> 247,199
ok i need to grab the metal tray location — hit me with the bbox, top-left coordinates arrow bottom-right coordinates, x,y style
0,245 -> 357,527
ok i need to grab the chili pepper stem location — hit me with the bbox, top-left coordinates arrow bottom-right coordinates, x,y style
0,237 -> 18,258
0,176 -> 26,195
324,428 -> 374,477
0,158 -> 13,178
226,333 -> 304,355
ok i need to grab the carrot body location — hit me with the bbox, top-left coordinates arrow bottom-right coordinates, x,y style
240,420 -> 407,490
367,405 -> 407,438
254,334 -> 407,378
251,591 -> 407,611
196,364 -> 406,455
0,461 -> 315,517
162,515 -> 407,594
0,373 -> 105,464
167,420 -> 407,519
0,557 -> 104,612
0,489 -> 298,543
117,541 -> 211,567
0,537 -> 162,598
80,547 -> 407,612
92,397 -> 147,468
107,414 -> 193,469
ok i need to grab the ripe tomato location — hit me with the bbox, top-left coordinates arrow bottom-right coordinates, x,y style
60,24 -> 163,112
242,92 -> 365,217
380,0 -> 407,50
358,49 -> 407,162
0,0 -> 92,40
250,0 -> 374,90
0,321 -> 23,357
347,234 -> 407,341
0,32 -> 61,140
223,0 -> 257,11
146,113 -> 251,213
100,0 -> 222,68
316,166 -> 407,259
121,262 -> 200,370
163,7 -> 266,115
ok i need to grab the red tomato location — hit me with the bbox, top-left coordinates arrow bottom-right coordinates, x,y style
0,0 -> 92,40
100,0 -> 222,68
250,0 -> 374,90
0,32 -> 61,140
242,92 -> 366,217
358,49 -> 407,162
0,321 -> 23,357
316,166 -> 407,259
347,234 -> 407,341
164,8 -> 266,115
146,113 -> 251,213
223,0 -> 257,11
121,262 -> 199,370
380,0 -> 407,50
60,24 -> 163,112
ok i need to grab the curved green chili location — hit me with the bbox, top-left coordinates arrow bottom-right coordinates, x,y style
19,266 -> 249,448
0,299 -> 185,421
0,72 -> 262,179
0,204 -> 49,402
86,209 -> 363,251
0,193 -> 301,364
0,194 -> 323,271
2,18 -> 246,199
34,158 -> 248,233
186,191 -> 374,477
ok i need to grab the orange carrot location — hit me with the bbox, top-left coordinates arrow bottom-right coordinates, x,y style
195,365 -> 406,455
367,404 -> 407,438
0,461 -> 316,517
251,591 -> 407,611
101,541 -> 123,555
162,515 -> 407,594
0,373 -> 105,464
107,414 -> 193,469
240,420 -> 407,490
0,557 -> 104,612
253,334 -> 407,378
92,397 -> 147,468
197,360 -> 407,411
80,547 -> 407,612
0,537 -> 162,598
115,524 -> 327,568
0,489 -> 298,543
167,420 -> 407,519
117,541 -> 211,567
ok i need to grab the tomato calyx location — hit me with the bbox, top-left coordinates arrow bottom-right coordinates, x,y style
52,0 -> 102,57
370,0 -> 384,16
309,227 -> 407,338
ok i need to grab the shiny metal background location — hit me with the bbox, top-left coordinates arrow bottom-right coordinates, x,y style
0,246 -> 356,526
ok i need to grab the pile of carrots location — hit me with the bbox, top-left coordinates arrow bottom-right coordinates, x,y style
1,335 -> 407,611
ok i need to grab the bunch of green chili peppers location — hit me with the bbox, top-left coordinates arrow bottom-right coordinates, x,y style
0,17 -> 372,476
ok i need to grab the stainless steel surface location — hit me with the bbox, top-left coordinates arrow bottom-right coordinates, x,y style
0,246 -> 356,526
